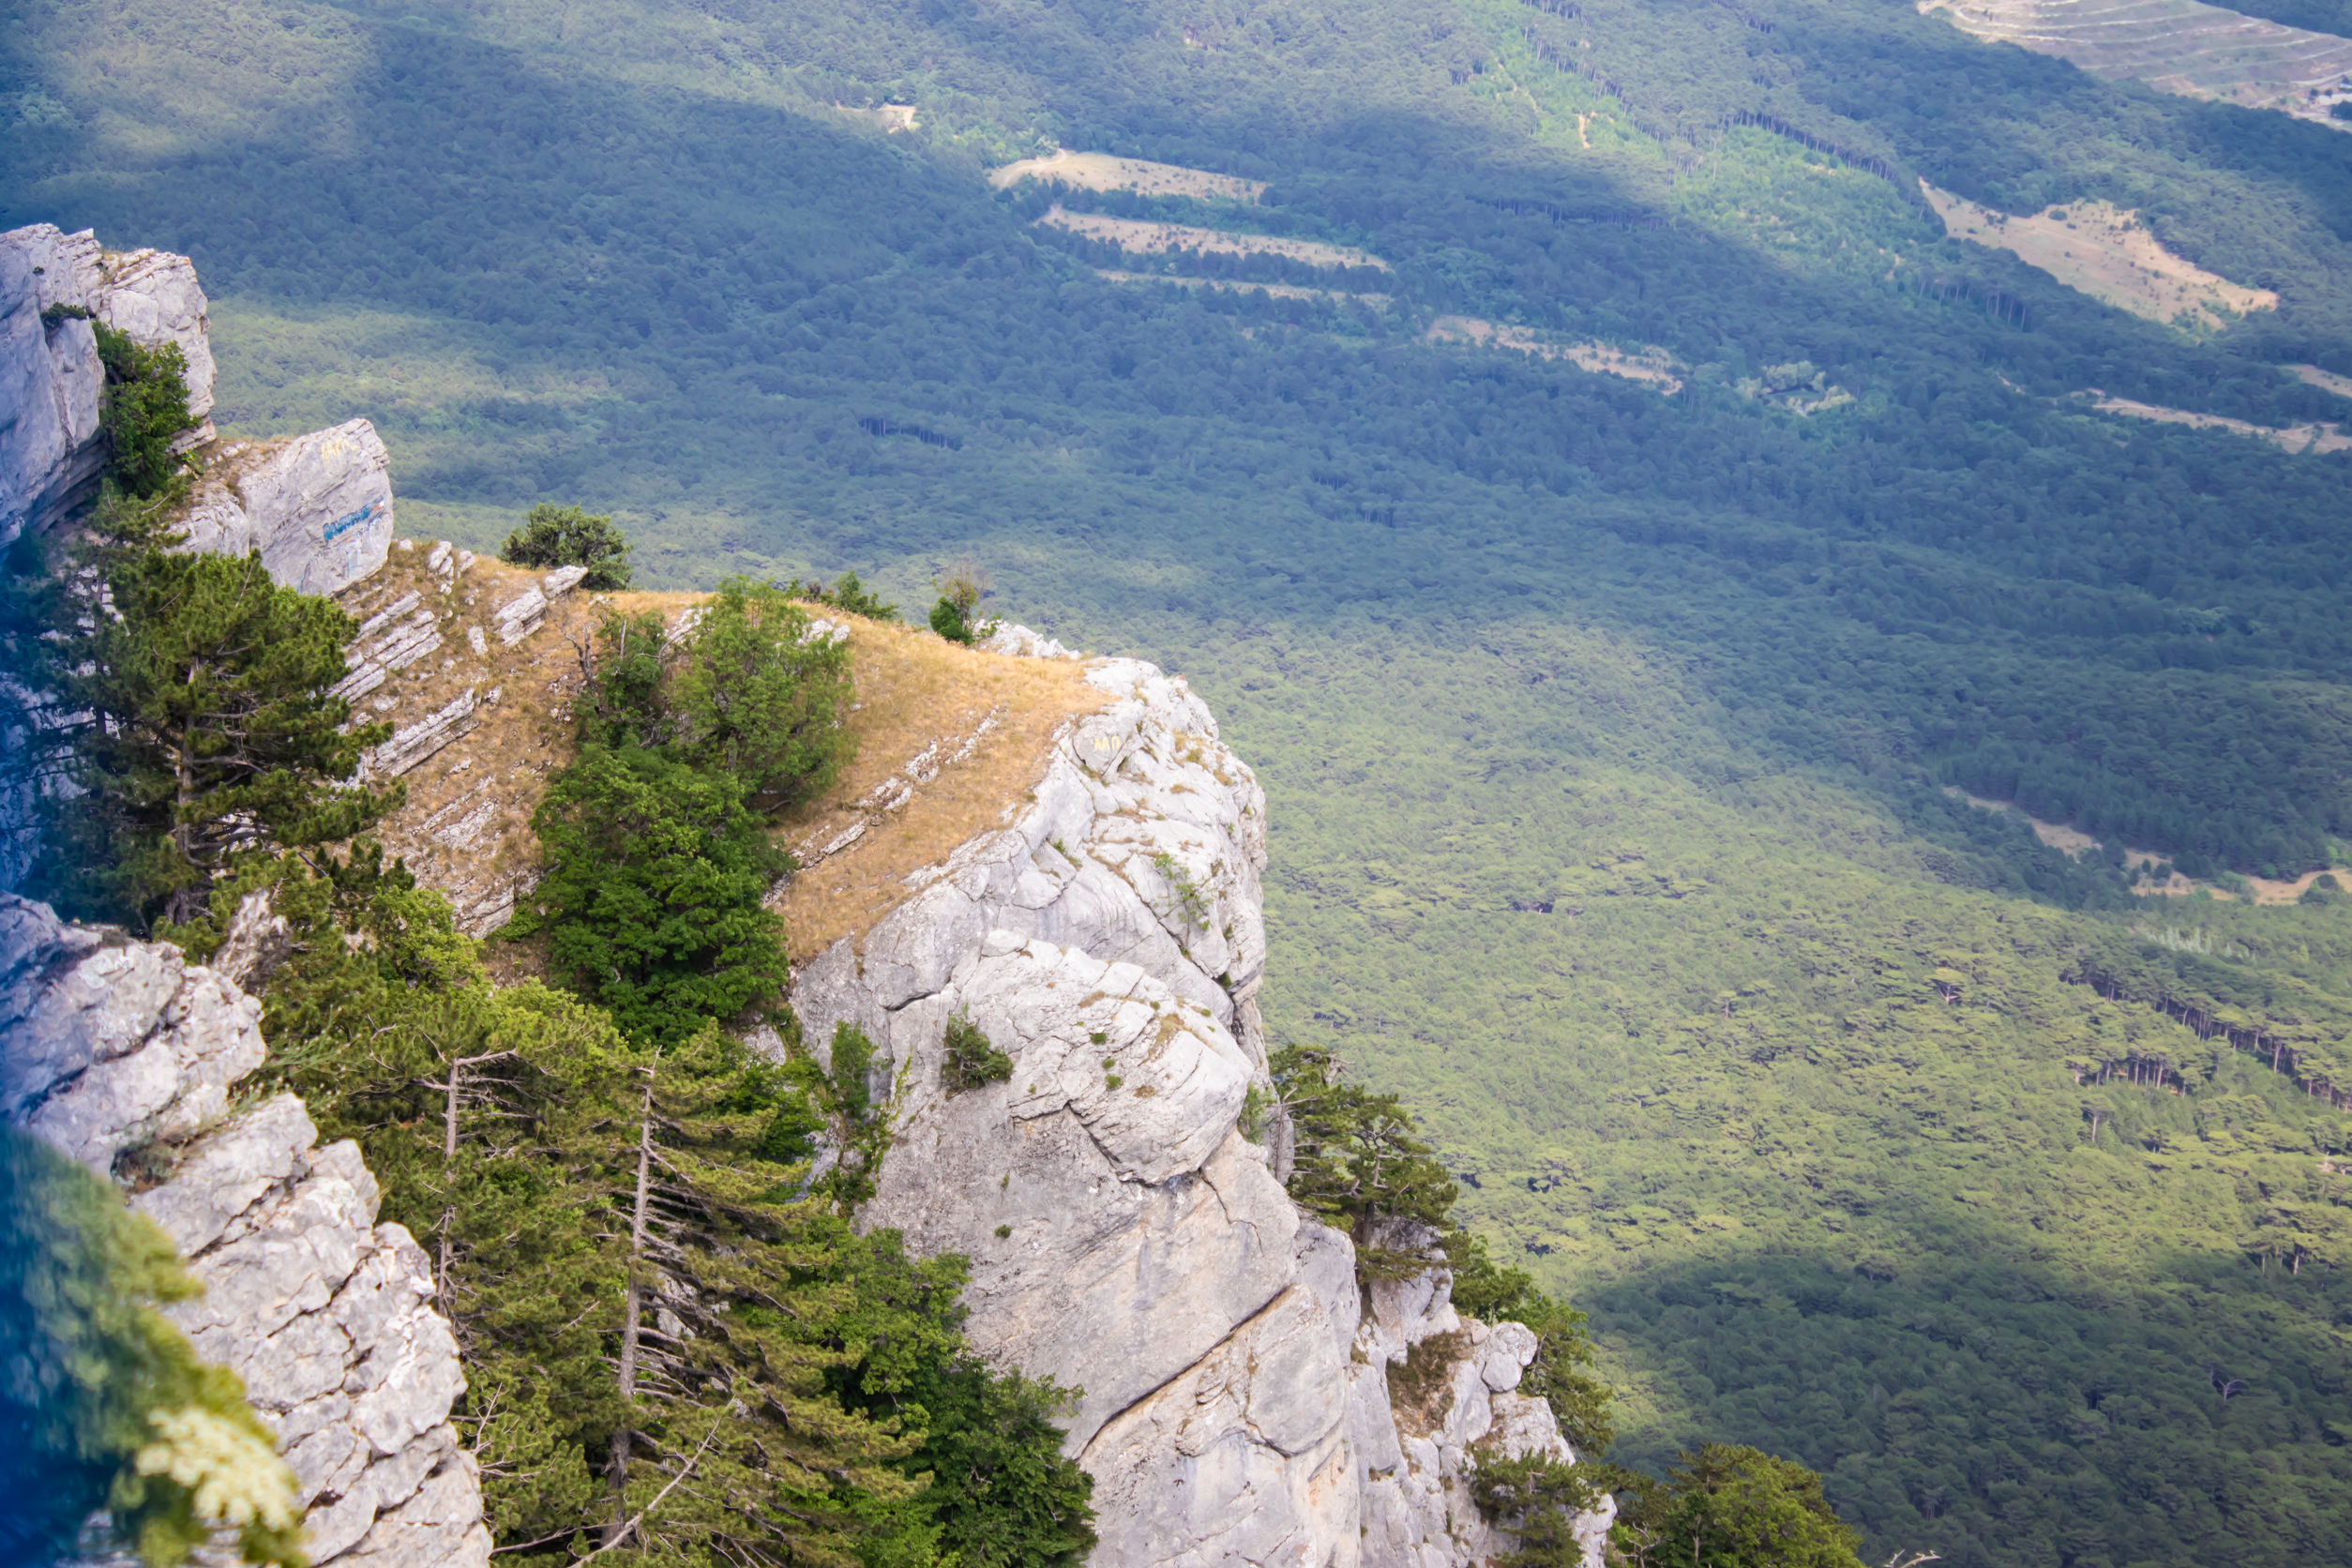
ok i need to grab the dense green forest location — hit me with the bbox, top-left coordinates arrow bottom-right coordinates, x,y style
9,0 -> 2352,1560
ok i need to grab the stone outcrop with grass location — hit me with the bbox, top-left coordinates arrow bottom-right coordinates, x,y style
784,645 -> 1606,1568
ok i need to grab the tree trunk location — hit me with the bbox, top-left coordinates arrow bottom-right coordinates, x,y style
607,1054 -> 660,1548
440,1054 -> 461,1290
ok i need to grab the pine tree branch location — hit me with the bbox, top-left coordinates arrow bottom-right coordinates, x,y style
570,1418 -> 719,1566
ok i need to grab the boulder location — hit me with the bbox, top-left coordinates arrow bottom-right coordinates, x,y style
178,421 -> 398,596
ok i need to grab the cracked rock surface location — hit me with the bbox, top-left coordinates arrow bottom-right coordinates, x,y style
1,893 -> 489,1568
787,648 -> 1608,1568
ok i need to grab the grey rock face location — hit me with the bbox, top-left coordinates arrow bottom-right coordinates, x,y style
0,224 -> 218,540
0,238 -> 103,539
177,422 -> 398,596
0,225 -> 395,598
1,893 -> 489,1568
789,650 -> 1607,1568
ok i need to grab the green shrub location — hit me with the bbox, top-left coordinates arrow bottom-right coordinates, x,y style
1608,1445 -> 1865,1568
930,595 -> 978,644
669,578 -> 855,806
93,324 -> 197,498
499,503 -> 632,589
942,1010 -> 1015,1092
1469,1453 -> 1605,1568
787,569 -> 898,621
929,559 -> 990,644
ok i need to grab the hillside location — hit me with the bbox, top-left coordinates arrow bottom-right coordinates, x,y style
9,0 -> 2352,1561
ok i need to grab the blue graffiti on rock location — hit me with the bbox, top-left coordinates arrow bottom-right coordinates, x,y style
323,496 -> 383,545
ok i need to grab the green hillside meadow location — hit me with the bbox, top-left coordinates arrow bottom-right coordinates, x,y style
8,0 -> 2352,1560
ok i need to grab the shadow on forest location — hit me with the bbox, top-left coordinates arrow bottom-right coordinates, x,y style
1582,1221 -> 2352,1568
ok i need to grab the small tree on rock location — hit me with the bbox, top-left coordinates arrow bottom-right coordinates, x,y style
502,503 -> 633,590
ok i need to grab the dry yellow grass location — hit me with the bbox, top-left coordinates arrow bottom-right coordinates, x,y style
1921,183 -> 2276,333
1425,316 -> 1684,393
2294,364 -> 2352,402
990,149 -> 1266,202
1038,206 -> 1389,270
770,620 -> 1112,963
342,545 -> 1111,961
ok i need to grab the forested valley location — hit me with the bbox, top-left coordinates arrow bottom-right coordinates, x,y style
8,0 -> 2352,1560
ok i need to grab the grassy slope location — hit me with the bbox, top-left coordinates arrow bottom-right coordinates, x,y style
9,0 -> 2352,1561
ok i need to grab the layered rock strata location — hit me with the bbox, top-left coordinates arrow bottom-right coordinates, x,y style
0,894 -> 489,1568
788,647 -> 1608,1568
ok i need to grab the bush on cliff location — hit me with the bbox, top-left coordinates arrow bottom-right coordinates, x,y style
93,323 -> 197,499
669,579 -> 855,807
568,581 -> 855,805
500,502 -> 633,590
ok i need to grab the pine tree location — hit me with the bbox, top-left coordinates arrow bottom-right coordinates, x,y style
504,743 -> 792,1048
502,503 -> 633,590
23,507 -> 397,929
596,1025 -> 935,1567
1269,1042 -> 1458,1279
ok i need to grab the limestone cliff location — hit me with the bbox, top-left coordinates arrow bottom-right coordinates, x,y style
0,223 -> 394,596
780,639 -> 1612,1568
0,895 -> 490,1568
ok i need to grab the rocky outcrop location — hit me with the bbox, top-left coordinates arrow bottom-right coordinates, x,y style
787,643 -> 1608,1568
177,423 -> 398,597
0,894 -> 488,1568
0,224 -> 215,540
0,224 -> 395,596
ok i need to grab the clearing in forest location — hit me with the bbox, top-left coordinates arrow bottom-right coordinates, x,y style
1094,269 -> 1391,307
990,148 -> 1266,201
1918,0 -> 2352,125
2294,363 -> 2352,401
1949,791 -> 2352,902
1425,315 -> 1683,392
1921,184 -> 2276,332
2075,390 -> 2352,452
1036,205 -> 1389,270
